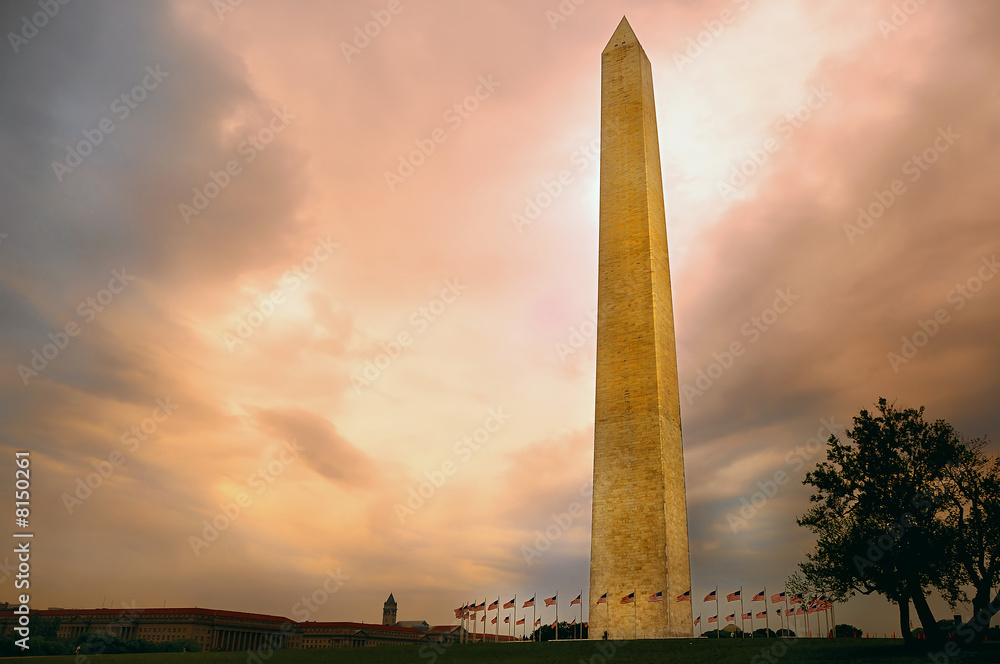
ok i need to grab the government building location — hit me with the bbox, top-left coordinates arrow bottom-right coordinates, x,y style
0,595 -> 469,650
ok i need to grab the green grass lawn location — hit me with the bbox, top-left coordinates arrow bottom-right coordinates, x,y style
5,638 -> 998,664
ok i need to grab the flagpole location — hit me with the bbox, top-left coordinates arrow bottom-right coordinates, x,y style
831,600 -> 837,638
786,594 -> 792,638
763,585 -> 768,638
715,587 -> 719,639
633,589 -> 637,640
790,596 -> 796,638
740,586 -> 745,639
533,592 -> 537,642
555,592 -> 559,642
579,589 -> 583,640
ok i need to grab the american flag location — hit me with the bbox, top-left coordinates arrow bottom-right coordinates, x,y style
726,590 -> 741,602
775,608 -> 783,616
551,621 -> 557,629
771,592 -> 786,604
742,612 -> 752,620
597,592 -> 608,605
584,622 -> 589,628
491,617 -> 498,625
693,615 -> 701,626
504,616 -> 510,624
454,606 -> 464,618
648,591 -> 663,603
620,592 -> 636,604
704,590 -> 717,601
725,613 -> 736,622
676,590 -> 691,602
756,611 -> 767,619
571,594 -> 582,606
481,615 -> 486,623
751,590 -> 766,602
544,595 -> 558,607
523,596 -> 535,608
516,618 -> 525,625
488,600 -> 499,611
504,598 -> 515,609
708,615 -> 718,623
570,619 -> 576,626
534,619 -> 541,626
790,594 -> 803,604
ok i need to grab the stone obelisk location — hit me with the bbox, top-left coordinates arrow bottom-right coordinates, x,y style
589,17 -> 692,640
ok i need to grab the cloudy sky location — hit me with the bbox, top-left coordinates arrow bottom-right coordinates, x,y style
2,0 -> 998,636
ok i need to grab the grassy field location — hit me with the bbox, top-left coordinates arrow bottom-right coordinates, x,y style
4,638 -> 998,664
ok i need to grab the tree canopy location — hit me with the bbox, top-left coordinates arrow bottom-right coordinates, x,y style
792,398 -> 999,646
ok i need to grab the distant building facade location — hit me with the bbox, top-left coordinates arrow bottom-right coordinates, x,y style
0,596 -> 466,651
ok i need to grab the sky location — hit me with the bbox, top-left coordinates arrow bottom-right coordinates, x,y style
1,0 -> 999,637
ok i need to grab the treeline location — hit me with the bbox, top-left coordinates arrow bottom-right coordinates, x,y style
0,618 -> 201,658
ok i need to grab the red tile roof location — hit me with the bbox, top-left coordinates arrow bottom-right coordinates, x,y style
299,622 -> 423,634
34,607 -> 294,623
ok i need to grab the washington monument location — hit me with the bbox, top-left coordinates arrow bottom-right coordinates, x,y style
589,17 -> 693,639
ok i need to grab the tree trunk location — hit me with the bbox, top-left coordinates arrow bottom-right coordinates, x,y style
898,596 -> 913,645
967,585 -> 1000,644
909,585 -> 943,645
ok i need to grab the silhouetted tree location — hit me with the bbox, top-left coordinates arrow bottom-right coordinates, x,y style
793,399 -> 971,646
834,624 -> 863,638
